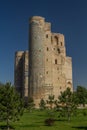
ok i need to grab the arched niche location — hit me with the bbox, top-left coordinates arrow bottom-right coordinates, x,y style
54,36 -> 58,45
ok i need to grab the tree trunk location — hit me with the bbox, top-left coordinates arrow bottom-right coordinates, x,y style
68,114 -> 70,122
7,118 -> 10,130
67,108 -> 71,122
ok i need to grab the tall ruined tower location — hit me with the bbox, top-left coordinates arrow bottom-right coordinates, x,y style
15,16 -> 73,107
29,16 -> 73,106
29,16 -> 48,105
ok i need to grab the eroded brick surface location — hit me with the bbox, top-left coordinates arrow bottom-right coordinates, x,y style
15,16 -> 73,107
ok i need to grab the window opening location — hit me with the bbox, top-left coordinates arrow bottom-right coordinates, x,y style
61,42 -> 62,46
55,59 -> 57,64
47,47 -> 49,51
46,59 -> 48,61
46,34 -> 48,38
57,48 -> 60,54
46,71 -> 48,74
54,36 -> 58,45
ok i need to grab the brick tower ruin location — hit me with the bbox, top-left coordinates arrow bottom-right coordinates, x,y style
29,16 -> 73,106
14,16 -> 73,107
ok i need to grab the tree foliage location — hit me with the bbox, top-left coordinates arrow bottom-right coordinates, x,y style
46,95 -> 55,109
27,97 -> 35,112
0,82 -> 4,87
76,86 -> 87,106
0,82 -> 24,130
39,98 -> 46,110
58,88 -> 78,121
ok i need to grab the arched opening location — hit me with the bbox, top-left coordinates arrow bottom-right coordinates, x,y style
55,59 -> 57,64
67,81 -> 72,88
54,36 -> 58,45
46,34 -> 48,38
47,47 -> 49,51
67,81 -> 71,85
57,48 -> 61,54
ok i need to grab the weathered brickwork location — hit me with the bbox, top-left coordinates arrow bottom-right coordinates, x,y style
14,51 -> 28,101
29,16 -> 73,106
15,16 -> 73,107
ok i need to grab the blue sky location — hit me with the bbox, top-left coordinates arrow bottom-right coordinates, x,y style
0,0 -> 87,89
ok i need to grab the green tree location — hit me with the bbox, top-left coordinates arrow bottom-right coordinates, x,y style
0,82 -> 24,130
0,82 -> 4,87
45,95 -> 56,126
27,97 -> 35,112
39,98 -> 46,110
46,95 -> 55,109
58,88 -> 78,121
76,86 -> 87,107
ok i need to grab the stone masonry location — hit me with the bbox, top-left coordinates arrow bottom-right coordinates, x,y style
15,16 -> 73,107
14,51 -> 28,102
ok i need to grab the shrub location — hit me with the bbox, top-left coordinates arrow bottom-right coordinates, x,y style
44,118 -> 55,126
83,111 -> 87,116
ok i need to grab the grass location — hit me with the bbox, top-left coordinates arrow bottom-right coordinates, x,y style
0,109 -> 87,130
